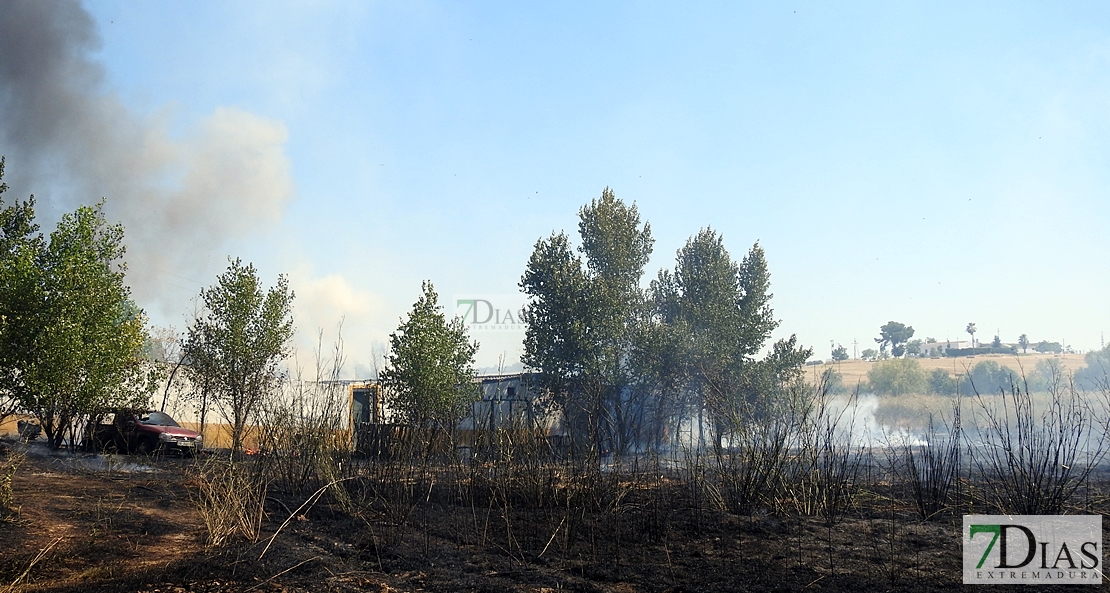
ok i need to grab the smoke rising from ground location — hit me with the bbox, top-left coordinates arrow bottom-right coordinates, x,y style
0,0 -> 294,311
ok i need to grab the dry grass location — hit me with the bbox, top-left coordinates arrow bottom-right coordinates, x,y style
808,352 -> 1088,388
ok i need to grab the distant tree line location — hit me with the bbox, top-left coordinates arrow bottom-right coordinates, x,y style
855,355 -> 1107,397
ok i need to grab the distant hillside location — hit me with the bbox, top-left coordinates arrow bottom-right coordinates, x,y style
807,353 -> 1088,390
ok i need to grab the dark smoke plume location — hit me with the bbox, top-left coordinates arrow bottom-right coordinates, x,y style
0,0 -> 294,312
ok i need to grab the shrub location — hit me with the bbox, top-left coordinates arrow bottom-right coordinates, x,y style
927,368 -> 956,395
958,360 -> 1019,396
192,457 -> 267,546
867,358 -> 926,396
821,368 -> 848,395
1073,347 -> 1110,392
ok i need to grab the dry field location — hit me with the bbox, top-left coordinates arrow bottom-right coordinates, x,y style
805,352 -> 1088,388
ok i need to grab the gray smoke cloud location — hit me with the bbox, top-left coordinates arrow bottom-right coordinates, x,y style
0,0 -> 294,313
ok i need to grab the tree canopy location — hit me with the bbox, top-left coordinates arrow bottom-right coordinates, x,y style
867,358 -> 926,396
522,190 -> 810,454
382,281 -> 480,429
185,258 -> 294,452
654,232 -> 806,442
0,160 -> 154,447
875,321 -> 915,358
521,188 -> 653,454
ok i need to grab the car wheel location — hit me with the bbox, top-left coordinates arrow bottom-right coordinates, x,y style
135,437 -> 157,456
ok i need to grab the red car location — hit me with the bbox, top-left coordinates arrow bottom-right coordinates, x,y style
88,410 -> 203,456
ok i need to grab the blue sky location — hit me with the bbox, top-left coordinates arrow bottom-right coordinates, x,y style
4,1 -> 1109,374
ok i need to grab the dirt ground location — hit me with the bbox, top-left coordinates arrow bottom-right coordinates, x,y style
1,437 -> 1106,593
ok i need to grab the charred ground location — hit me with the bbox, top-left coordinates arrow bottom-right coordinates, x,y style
2,437 -> 1107,593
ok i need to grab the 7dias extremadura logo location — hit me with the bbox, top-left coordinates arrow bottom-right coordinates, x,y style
963,515 -> 1102,584
453,294 -> 527,332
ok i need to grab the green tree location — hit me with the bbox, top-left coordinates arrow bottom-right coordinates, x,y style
876,321 -> 915,358
860,348 -> 878,361
1034,340 -> 1062,354
959,360 -> 1018,396
1017,334 -> 1030,353
821,368 -> 848,395
966,323 -> 977,347
1074,345 -> 1110,392
905,339 -> 923,357
652,231 -> 808,447
927,368 -> 956,395
0,170 -> 153,448
0,160 -> 36,427
867,358 -> 926,396
991,335 -> 1002,348
382,281 -> 480,429
1030,358 -> 1066,393
831,344 -> 849,361
185,258 -> 294,452
521,188 -> 653,454
518,231 -> 588,401
665,229 -> 758,426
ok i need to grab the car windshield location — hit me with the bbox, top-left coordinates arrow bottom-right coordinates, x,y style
137,411 -> 180,427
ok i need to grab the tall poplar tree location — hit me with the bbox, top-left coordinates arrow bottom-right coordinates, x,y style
522,188 -> 653,454
652,231 -> 809,447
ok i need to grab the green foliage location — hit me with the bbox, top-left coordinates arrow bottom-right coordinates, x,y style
652,231 -> 808,439
0,162 -> 153,448
821,368 -> 848,395
382,281 -> 480,429
875,321 -> 915,358
927,368 -> 956,395
522,191 -> 809,453
185,258 -> 294,452
518,231 -> 589,395
521,188 -> 653,453
1017,333 -> 1030,353
831,344 -> 848,361
958,360 -> 1019,396
860,348 -> 878,361
991,335 -> 1002,348
1073,346 -> 1110,392
1025,358 -> 1064,393
866,358 -> 926,396
1034,340 -> 1062,354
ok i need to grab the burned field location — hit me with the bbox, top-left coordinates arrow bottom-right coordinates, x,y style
2,402 -> 1109,593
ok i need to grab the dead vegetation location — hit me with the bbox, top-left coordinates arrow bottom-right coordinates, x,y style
3,377 -> 1110,592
